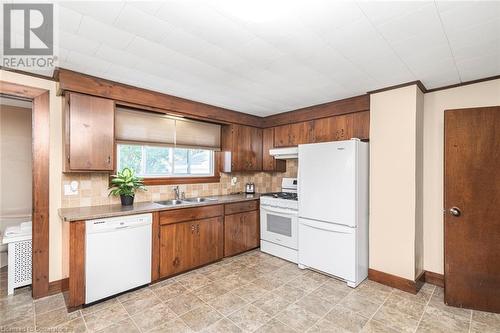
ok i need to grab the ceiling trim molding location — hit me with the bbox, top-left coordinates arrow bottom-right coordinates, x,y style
56,68 -> 262,127
261,94 -> 370,128
367,80 -> 428,95
426,74 -> 500,93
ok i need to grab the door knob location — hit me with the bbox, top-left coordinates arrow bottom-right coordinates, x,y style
449,207 -> 461,217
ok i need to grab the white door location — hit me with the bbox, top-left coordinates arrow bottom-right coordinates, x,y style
298,141 -> 357,227
298,218 -> 356,282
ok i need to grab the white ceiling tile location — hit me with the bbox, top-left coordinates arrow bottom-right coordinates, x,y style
456,53 -> 500,82
57,5 -> 83,34
357,1 -> 431,26
66,50 -> 112,74
94,45 -> 141,68
301,1 -> 364,31
375,4 -> 441,43
59,1 -> 125,24
320,18 -> 395,61
438,1 -> 500,34
113,4 -> 173,43
127,1 -> 165,16
59,31 -> 100,56
77,16 -> 135,50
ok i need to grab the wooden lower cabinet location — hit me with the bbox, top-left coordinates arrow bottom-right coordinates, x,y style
198,217 -> 224,266
159,216 -> 223,278
224,210 -> 260,257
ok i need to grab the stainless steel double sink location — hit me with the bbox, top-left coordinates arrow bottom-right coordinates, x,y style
154,197 -> 218,207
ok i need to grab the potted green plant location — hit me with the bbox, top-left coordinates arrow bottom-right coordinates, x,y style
109,168 -> 146,206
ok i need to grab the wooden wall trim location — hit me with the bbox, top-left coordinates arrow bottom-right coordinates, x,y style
0,80 -> 47,99
69,221 -> 86,307
151,212 -> 160,282
368,80 -> 428,95
57,68 -> 262,127
368,268 -> 423,294
261,94 -> 370,128
423,271 -> 445,288
48,278 -> 69,295
31,91 -> 51,299
1,81 -> 51,299
426,74 -> 500,93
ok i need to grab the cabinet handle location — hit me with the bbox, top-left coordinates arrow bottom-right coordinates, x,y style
107,156 -> 111,164
191,224 -> 195,233
196,224 -> 200,234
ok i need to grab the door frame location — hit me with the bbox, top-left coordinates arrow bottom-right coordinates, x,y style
1,81 -> 50,299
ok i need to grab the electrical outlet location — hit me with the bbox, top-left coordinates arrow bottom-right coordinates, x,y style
231,177 -> 237,186
64,181 -> 79,195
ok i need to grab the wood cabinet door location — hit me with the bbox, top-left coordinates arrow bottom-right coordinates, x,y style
68,93 -> 115,171
289,121 -> 314,146
197,217 -> 224,266
242,210 -> 260,250
274,124 -> 291,147
351,111 -> 370,140
232,125 -> 262,171
313,117 -> 336,142
159,221 -> 198,277
262,128 -> 286,172
224,210 -> 259,257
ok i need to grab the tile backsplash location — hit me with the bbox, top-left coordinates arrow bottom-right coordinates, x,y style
61,160 -> 298,208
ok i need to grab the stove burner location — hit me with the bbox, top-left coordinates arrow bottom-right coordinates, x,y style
262,192 -> 298,200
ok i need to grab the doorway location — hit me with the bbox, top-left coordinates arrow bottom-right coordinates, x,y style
0,81 -> 50,298
0,96 -> 33,272
444,106 -> 500,313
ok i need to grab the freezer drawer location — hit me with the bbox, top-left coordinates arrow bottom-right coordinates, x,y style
298,218 -> 356,283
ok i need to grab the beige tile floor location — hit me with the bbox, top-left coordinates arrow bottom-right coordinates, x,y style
1,250 -> 499,332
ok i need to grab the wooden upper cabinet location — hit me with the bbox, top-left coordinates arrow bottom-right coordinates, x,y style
351,111 -> 370,140
262,128 -> 286,172
64,92 -> 115,171
221,124 -> 262,172
274,121 -> 314,147
313,111 -> 370,143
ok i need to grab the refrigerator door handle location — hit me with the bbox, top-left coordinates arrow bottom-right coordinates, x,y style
300,220 -> 352,234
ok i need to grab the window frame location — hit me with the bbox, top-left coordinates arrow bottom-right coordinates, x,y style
114,143 -> 220,185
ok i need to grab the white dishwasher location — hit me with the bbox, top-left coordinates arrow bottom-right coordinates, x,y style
85,213 -> 152,304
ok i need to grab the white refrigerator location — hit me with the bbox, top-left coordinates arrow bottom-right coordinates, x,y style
298,139 -> 368,287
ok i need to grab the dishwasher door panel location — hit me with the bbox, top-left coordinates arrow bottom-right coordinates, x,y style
85,221 -> 152,304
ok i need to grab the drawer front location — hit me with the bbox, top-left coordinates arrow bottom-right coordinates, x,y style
225,200 -> 258,215
160,205 -> 223,225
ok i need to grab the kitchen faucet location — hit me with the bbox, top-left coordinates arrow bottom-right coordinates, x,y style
173,186 -> 180,200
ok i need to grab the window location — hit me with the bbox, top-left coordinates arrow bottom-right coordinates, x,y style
117,144 -> 214,178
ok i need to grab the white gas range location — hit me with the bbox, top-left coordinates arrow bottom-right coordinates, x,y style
260,178 -> 298,263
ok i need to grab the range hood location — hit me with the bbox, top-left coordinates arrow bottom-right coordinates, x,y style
269,147 -> 298,160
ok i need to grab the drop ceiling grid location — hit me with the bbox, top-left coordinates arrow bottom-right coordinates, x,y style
7,1 -> 500,116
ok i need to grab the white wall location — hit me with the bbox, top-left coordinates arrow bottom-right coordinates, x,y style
369,85 -> 423,280
0,70 -> 63,282
423,79 -> 500,274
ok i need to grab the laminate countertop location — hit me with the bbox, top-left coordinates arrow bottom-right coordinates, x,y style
58,193 -> 260,222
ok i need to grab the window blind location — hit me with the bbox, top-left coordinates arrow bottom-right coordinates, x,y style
115,107 -> 221,150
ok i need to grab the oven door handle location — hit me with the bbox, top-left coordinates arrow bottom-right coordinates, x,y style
261,206 -> 297,216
